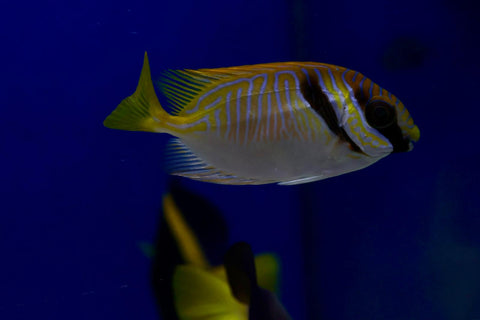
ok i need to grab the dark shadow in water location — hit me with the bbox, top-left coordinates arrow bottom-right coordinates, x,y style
424,154 -> 480,319
382,36 -> 429,71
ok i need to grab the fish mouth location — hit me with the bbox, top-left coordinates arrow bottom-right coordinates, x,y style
392,138 -> 413,153
376,121 -> 418,153
383,124 -> 413,153
406,125 -> 419,151
407,125 -> 420,143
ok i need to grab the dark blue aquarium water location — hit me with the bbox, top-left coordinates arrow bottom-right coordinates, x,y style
2,0 -> 479,319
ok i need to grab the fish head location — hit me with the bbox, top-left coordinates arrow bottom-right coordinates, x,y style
341,73 -> 420,158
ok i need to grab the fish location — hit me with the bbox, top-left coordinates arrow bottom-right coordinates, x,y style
150,183 -> 282,319
223,242 -> 291,320
149,182 -> 230,319
172,242 -> 287,320
104,53 -> 420,185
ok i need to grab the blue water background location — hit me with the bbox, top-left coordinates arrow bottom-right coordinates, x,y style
1,0 -> 479,319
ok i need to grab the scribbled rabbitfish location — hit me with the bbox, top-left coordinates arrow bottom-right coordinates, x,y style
104,53 -> 420,185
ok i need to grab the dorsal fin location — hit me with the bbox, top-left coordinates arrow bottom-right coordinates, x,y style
157,69 -> 218,115
156,62 -> 334,116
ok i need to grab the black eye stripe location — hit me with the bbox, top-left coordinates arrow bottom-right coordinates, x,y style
364,100 -> 411,152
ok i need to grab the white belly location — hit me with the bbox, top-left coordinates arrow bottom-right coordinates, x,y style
178,133 -> 383,184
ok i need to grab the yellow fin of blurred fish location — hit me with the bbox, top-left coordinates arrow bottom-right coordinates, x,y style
254,254 -> 280,294
173,265 -> 248,320
163,194 -> 209,268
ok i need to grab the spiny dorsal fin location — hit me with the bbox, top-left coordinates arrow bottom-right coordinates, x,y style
156,62 -> 327,116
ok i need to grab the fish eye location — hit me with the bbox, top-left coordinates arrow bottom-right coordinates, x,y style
365,101 -> 396,129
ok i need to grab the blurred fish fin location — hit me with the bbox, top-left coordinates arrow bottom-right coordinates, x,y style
165,138 -> 261,185
211,265 -> 228,280
163,194 -> 209,268
212,254 -> 280,294
224,242 -> 257,304
104,52 -> 174,133
278,176 -> 324,185
173,265 -> 247,319
250,288 -> 292,320
254,254 -> 280,294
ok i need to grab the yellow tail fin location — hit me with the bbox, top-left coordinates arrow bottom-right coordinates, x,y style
103,52 -> 171,132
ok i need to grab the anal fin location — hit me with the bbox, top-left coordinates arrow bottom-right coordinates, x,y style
165,138 -> 262,185
277,176 -> 325,185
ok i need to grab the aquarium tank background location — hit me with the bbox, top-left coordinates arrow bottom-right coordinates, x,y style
1,0 -> 479,319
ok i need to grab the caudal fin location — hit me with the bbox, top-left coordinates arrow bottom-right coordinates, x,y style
103,52 -> 170,132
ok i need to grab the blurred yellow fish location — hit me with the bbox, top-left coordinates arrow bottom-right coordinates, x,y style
174,243 -> 289,320
104,53 -> 420,185
157,191 -> 283,320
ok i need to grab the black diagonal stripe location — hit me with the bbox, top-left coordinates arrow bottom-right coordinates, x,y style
300,70 -> 364,153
